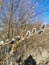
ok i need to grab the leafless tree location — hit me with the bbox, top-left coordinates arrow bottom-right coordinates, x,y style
0,0 -> 41,40
0,0 -> 43,65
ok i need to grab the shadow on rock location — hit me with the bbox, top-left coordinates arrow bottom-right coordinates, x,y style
24,55 -> 37,65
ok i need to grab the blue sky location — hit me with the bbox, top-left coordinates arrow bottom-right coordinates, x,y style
0,0 -> 49,24
37,0 -> 49,24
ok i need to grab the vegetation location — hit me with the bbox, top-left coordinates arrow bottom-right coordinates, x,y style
0,0 -> 49,65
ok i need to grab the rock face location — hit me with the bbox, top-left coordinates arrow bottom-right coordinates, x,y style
18,27 -> 49,65
0,27 -> 49,65
26,48 -> 49,65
